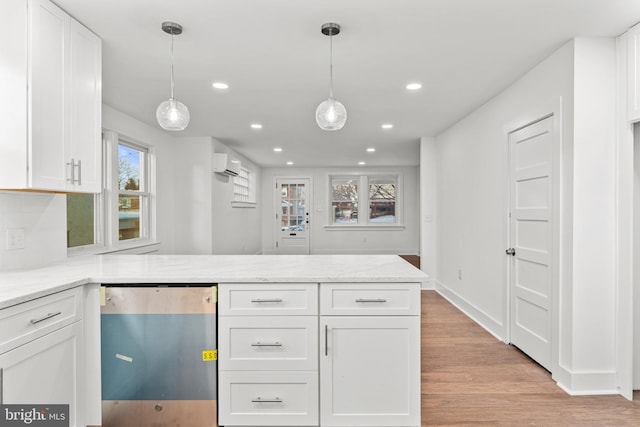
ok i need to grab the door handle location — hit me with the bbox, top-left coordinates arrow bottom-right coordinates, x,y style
505,248 -> 516,256
251,341 -> 282,347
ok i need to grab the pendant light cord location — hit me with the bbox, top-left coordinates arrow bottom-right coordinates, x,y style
170,32 -> 175,100
329,30 -> 334,99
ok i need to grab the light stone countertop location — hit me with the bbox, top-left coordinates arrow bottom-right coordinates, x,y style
0,254 -> 428,309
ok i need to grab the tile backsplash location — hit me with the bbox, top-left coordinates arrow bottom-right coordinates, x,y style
0,191 -> 67,270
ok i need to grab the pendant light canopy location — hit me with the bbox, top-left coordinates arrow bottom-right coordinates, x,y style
316,23 -> 347,131
156,21 -> 190,131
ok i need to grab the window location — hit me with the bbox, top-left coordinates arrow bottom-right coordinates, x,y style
331,178 -> 358,223
66,131 -> 155,253
231,165 -> 256,207
368,178 -> 396,223
116,141 -> 150,242
233,166 -> 250,202
329,174 -> 401,226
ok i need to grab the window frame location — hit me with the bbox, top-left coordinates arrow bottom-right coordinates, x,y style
231,165 -> 257,208
326,173 -> 404,229
103,130 -> 156,249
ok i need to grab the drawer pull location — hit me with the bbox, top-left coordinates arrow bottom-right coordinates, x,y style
250,298 -> 283,303
30,311 -> 62,325
251,341 -> 282,347
251,397 -> 283,403
355,298 -> 388,303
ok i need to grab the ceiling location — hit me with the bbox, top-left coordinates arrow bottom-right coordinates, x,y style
55,0 -> 640,168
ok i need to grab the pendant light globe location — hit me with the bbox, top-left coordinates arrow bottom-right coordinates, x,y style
156,98 -> 190,131
316,97 -> 347,130
156,22 -> 190,131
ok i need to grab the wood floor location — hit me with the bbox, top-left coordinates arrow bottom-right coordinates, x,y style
421,290 -> 640,426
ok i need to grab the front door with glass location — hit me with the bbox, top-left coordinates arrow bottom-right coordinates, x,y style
275,178 -> 311,254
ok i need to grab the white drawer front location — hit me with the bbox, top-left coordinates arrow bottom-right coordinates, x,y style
219,316 -> 318,371
218,371 -> 318,426
218,284 -> 318,316
0,287 -> 83,354
320,283 -> 420,316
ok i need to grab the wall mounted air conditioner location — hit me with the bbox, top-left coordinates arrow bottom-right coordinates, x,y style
213,153 -> 241,176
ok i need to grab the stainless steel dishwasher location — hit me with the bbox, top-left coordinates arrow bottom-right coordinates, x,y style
100,285 -> 217,427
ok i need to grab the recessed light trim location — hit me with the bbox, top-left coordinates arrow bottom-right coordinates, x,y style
406,82 -> 422,90
358,161 -> 366,165
273,147 -> 283,152
366,148 -> 376,152
251,123 -> 263,129
212,82 -> 229,89
286,161 -> 294,165
381,124 -> 393,129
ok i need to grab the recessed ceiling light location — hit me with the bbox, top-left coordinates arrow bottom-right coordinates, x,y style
273,147 -> 283,152
381,124 -> 393,129
358,161 -> 366,165
212,82 -> 229,89
406,83 -> 422,90
251,123 -> 263,129
366,148 -> 376,152
286,161 -> 294,166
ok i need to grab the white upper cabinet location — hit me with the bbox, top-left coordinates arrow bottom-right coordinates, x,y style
0,0 -> 102,193
628,22 -> 640,122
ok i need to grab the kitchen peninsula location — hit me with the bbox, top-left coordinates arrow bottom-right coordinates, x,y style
0,254 -> 427,427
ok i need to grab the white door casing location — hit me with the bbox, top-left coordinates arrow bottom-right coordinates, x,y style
508,115 -> 555,371
275,178 -> 311,254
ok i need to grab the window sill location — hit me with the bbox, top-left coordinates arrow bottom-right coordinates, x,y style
323,224 -> 405,231
231,201 -> 257,208
67,240 -> 161,257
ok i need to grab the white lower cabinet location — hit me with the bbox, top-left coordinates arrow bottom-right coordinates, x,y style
218,282 -> 421,427
320,316 -> 420,426
0,287 -> 84,426
0,321 -> 84,426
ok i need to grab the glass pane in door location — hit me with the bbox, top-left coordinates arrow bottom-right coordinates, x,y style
280,183 -> 306,232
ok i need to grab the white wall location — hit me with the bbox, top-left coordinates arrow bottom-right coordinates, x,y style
435,40 -> 575,339
420,137 -> 437,288
211,139 -> 262,255
171,137 -> 213,254
634,124 -> 640,389
260,166 -> 420,255
0,192 -> 66,270
433,38 -> 620,394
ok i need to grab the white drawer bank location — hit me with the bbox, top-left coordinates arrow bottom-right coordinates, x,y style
0,286 -> 85,426
218,282 -> 421,427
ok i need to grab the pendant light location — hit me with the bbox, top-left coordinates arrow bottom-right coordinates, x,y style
316,23 -> 347,131
156,21 -> 190,131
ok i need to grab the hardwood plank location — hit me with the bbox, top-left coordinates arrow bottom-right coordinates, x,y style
421,290 -> 640,426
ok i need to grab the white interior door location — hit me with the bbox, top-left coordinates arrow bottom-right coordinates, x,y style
508,115 -> 554,371
275,178 -> 311,254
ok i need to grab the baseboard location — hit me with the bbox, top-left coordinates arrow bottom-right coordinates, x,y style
555,368 -> 619,395
435,280 -> 506,342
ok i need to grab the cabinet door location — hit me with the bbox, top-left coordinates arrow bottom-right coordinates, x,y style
0,322 -> 83,426
28,0 -> 71,191
69,19 -> 102,192
629,23 -> 640,122
320,316 -> 420,427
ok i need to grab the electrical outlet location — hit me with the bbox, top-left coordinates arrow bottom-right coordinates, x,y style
457,269 -> 463,280
6,228 -> 26,250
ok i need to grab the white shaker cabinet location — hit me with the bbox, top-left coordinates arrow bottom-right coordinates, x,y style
319,283 -> 421,427
0,0 -> 102,193
0,287 -> 84,426
628,22 -> 640,122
